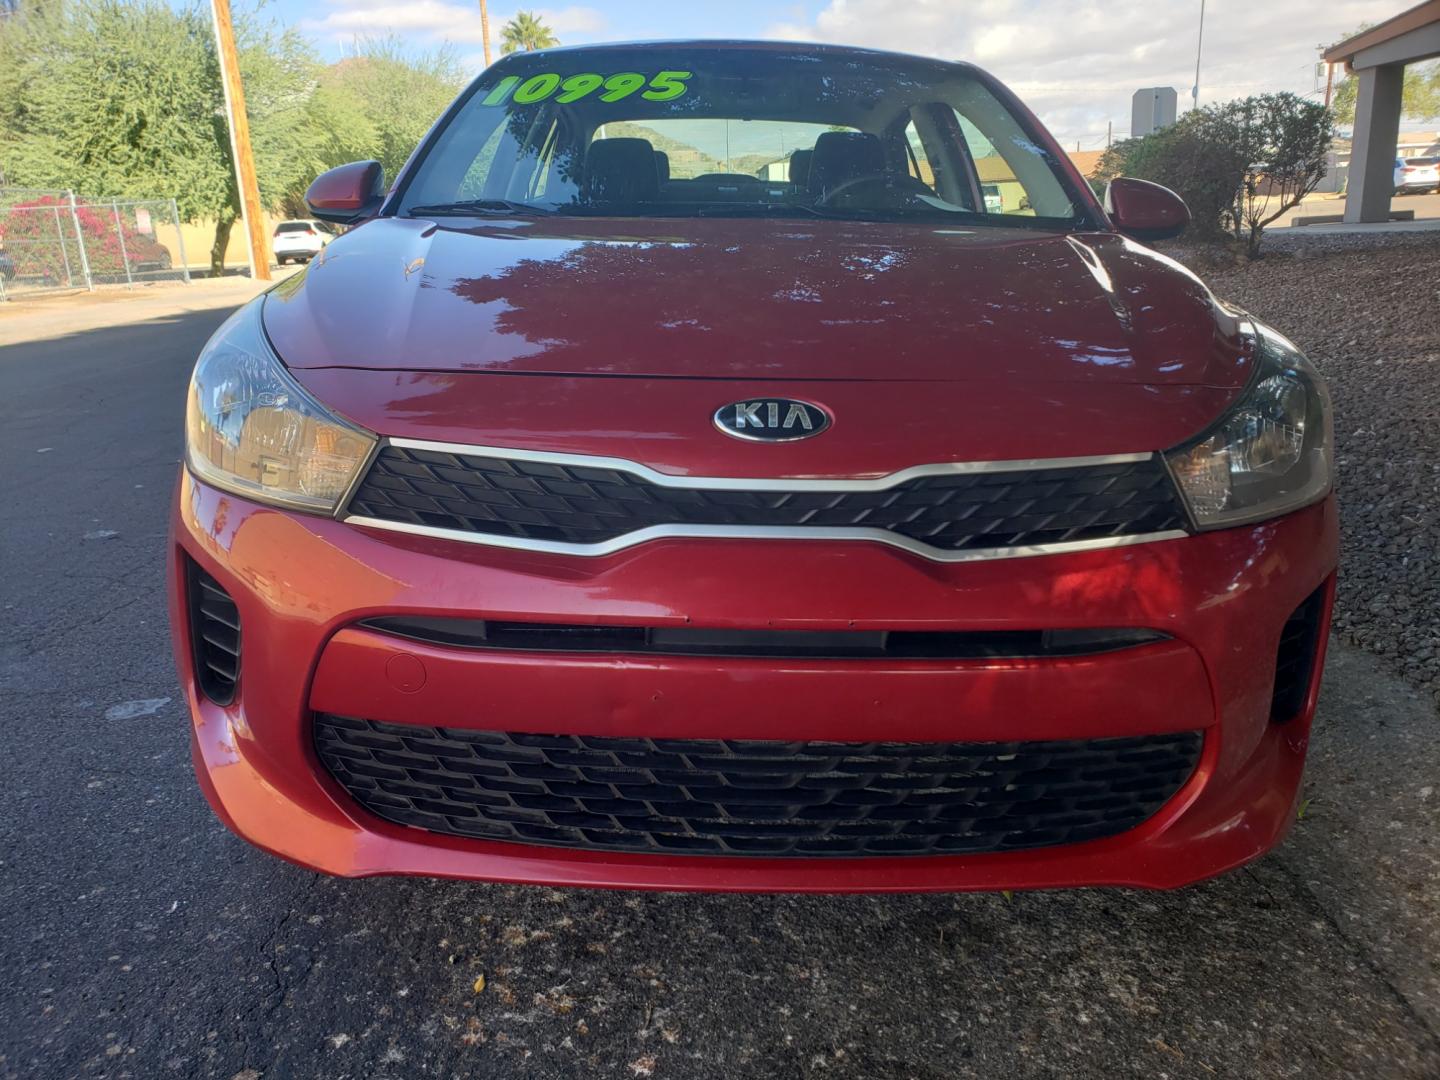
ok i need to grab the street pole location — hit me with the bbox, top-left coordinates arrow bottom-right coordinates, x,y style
479,0 -> 492,67
210,0 -> 271,281
1191,0 -> 1206,111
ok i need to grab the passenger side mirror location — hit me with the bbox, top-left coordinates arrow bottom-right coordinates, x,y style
305,161 -> 385,226
1104,177 -> 1190,242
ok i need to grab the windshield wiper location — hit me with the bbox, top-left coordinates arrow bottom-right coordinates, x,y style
404,199 -> 553,217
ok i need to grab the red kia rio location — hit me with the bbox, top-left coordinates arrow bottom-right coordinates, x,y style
169,41 -> 1337,892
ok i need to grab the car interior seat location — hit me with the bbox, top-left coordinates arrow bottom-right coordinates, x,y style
788,149 -> 813,189
807,132 -> 887,199
584,138 -> 660,203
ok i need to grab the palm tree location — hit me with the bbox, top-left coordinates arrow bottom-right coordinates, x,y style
500,11 -> 558,54
478,0 -> 492,67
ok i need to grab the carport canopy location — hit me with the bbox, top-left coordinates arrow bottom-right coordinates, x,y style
1325,1 -> 1440,222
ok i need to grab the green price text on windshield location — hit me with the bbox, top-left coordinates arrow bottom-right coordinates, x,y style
481,70 -> 693,108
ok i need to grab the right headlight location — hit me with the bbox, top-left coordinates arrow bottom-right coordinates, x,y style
1165,327 -> 1333,529
185,298 -> 376,514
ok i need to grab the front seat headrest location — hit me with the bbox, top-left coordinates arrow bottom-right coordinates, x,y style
584,138 -> 660,203
653,150 -> 670,183
808,132 -> 886,196
788,149 -> 813,188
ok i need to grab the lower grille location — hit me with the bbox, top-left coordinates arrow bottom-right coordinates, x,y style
314,717 -> 1202,858
187,559 -> 241,704
1272,586 -> 1327,721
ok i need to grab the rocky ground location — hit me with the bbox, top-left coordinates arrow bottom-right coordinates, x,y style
1170,230 -> 1440,701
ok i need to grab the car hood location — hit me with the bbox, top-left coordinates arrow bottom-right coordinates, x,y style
264,216 -> 1253,388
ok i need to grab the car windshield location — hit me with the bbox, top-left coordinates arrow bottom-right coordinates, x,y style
396,45 -> 1090,228
275,223 -> 313,233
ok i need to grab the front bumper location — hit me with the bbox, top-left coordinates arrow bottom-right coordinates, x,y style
169,470 -> 1337,892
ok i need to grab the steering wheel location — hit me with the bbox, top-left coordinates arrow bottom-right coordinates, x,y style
816,171 -> 934,206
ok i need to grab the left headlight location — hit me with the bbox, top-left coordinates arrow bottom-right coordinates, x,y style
1165,326 -> 1332,530
185,299 -> 376,514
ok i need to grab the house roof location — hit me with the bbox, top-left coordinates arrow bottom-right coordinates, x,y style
1066,150 -> 1106,178
1323,0 -> 1440,63
973,155 -> 1017,183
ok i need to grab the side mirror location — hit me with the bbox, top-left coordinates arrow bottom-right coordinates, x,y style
305,160 -> 385,226
1104,177 -> 1189,242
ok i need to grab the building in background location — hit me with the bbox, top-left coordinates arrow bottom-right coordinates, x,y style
1323,2 -> 1440,221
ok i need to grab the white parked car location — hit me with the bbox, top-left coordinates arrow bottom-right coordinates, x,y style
1394,156 -> 1439,194
272,220 -> 331,264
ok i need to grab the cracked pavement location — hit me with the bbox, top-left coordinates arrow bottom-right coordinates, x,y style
1,303 -> 1437,1079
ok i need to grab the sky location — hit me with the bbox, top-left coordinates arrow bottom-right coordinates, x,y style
273,0 -> 1412,149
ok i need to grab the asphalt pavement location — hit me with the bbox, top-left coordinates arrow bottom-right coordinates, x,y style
1,300 -> 1438,1079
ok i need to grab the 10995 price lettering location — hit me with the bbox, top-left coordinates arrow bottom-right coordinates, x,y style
481,70 -> 693,107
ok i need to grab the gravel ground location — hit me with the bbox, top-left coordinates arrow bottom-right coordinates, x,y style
1172,230 -> 1440,700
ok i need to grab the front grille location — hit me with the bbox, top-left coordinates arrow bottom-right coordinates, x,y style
1271,586 -> 1327,721
362,616 -> 1167,659
314,717 -> 1203,858
346,446 -> 1188,555
187,560 -> 241,704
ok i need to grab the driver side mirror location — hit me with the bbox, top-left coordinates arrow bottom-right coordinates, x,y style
305,160 -> 385,226
1104,177 -> 1189,242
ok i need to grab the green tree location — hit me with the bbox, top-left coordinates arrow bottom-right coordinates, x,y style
0,0 -> 317,273
500,11 -> 558,54
1331,64 -> 1440,125
305,38 -> 466,192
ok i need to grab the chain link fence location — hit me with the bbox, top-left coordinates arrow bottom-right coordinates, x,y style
0,188 -> 192,299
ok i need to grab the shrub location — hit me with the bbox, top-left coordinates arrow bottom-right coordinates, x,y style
1094,92 -> 1333,256
1095,115 -> 1246,241
1214,93 -> 1334,257
0,196 -> 157,283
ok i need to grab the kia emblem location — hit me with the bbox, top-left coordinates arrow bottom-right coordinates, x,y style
714,398 -> 831,442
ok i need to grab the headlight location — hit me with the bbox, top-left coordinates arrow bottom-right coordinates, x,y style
1165,327 -> 1332,529
185,299 -> 376,513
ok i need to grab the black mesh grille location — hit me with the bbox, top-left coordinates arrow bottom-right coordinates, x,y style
347,447 -> 1188,553
187,560 -> 240,705
314,717 -> 1203,858
1272,586 -> 1327,721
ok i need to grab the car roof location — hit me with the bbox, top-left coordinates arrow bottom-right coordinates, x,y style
491,38 -> 984,77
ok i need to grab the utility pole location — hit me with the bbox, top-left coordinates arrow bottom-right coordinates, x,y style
210,0 -> 270,281
1106,120 -> 1112,148
479,0 -> 492,67
1190,0 -> 1206,111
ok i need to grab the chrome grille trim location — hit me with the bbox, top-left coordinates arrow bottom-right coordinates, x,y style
383,437 -> 1158,492
344,515 -> 1188,562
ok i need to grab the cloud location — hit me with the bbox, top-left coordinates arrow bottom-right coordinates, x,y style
304,3 -> 606,50
764,0 -> 1401,147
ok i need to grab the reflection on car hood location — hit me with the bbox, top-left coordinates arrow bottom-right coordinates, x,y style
265,215 -> 1253,387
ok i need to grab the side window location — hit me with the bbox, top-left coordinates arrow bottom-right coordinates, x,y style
457,122 -> 510,199
902,121 -> 936,192
955,113 -> 1023,215
952,107 -> 1072,218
